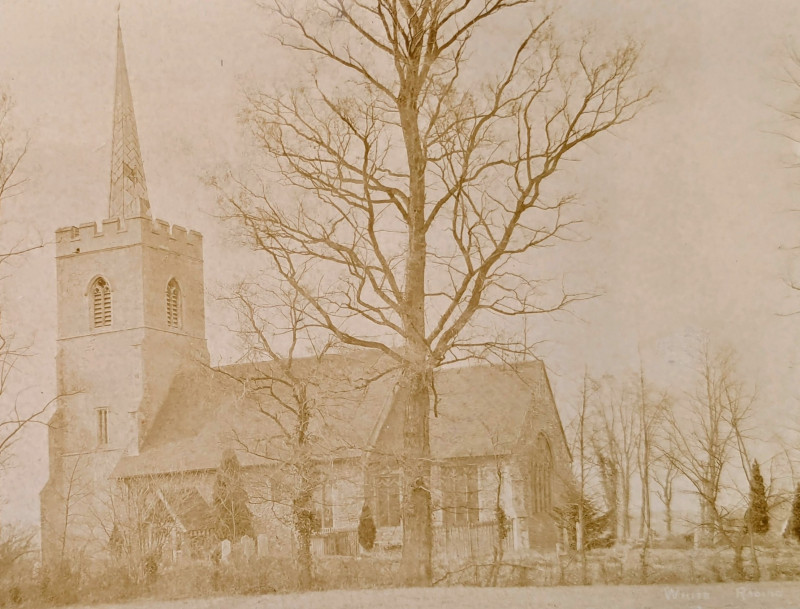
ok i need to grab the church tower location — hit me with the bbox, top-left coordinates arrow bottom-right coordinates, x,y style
40,21 -> 208,566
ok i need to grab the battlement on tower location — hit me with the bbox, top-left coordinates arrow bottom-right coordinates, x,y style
55,216 -> 203,258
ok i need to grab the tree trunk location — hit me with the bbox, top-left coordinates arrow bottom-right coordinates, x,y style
293,491 -> 314,590
733,541 -> 744,580
399,367 -> 433,586
747,525 -> 760,582
397,72 -> 433,584
699,495 -> 714,547
665,500 -> 672,537
621,483 -> 631,541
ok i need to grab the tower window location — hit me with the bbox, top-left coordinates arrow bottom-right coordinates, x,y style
91,277 -> 112,328
97,408 -> 109,446
166,279 -> 181,328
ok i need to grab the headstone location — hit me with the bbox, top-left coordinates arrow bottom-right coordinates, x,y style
257,533 -> 269,557
241,535 -> 255,560
221,538 -> 232,563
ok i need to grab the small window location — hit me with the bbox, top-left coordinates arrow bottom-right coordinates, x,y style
374,473 -> 401,528
166,279 -> 181,328
441,464 -> 479,527
97,408 -> 109,446
91,277 -> 112,328
530,434 -> 553,513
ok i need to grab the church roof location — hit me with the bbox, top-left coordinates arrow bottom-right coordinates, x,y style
157,486 -> 216,533
108,20 -> 151,220
112,353 -> 560,479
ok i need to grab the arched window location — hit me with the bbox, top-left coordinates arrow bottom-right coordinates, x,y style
91,277 -> 112,328
530,433 -> 553,513
166,279 -> 181,328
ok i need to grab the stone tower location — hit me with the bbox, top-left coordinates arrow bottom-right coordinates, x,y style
40,22 -> 208,567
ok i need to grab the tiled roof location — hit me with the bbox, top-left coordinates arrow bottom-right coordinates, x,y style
158,486 -> 215,533
112,352 -> 560,479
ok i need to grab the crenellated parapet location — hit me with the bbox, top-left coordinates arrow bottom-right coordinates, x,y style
55,216 -> 203,258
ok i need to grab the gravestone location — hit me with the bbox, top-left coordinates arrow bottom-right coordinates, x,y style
241,535 -> 255,560
257,533 -> 269,557
221,538 -> 232,563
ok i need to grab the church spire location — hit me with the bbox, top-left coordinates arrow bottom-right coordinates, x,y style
108,18 -> 151,220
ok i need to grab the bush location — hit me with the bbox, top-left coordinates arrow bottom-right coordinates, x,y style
748,460 -> 770,535
790,484 -> 800,542
213,450 -> 255,543
553,494 -> 613,550
0,527 -> 37,605
39,562 -> 84,606
316,556 -> 398,589
357,504 -> 377,551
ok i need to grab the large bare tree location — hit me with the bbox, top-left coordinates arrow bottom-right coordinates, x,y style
222,282 -> 327,589
221,279 -> 381,589
0,89 -> 45,489
219,0 -> 649,584
0,92 -> 26,208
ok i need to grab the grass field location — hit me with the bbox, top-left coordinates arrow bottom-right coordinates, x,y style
69,582 -> 800,609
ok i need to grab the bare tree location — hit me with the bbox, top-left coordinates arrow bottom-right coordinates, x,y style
91,476 -> 183,585
574,369 -> 592,583
218,0 -> 649,584
0,88 -> 49,512
635,361 -> 669,582
0,91 -> 27,207
42,453 -> 95,577
0,525 -> 35,591
661,343 -> 758,578
652,442 -> 679,537
588,376 -> 639,542
220,280 -> 374,589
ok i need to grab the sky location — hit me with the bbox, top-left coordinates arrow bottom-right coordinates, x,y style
2,0 -> 800,528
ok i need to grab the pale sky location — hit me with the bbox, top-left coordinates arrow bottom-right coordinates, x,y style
2,0 -> 800,527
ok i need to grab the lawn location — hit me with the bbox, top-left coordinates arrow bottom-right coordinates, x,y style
71,582 -> 800,609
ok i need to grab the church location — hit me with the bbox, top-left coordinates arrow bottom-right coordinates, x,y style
39,23 -> 573,569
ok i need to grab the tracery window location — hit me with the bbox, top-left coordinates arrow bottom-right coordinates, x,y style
530,434 -> 553,513
441,464 -> 479,527
374,473 -> 401,527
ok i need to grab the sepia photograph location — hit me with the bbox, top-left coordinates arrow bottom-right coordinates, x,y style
2,1 -> 800,607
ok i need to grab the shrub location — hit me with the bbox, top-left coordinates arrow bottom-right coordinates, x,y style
213,449 -> 255,543
748,460 -> 770,535
553,494 -> 613,550
790,483 -> 800,542
357,504 -> 376,551
315,556 -> 398,589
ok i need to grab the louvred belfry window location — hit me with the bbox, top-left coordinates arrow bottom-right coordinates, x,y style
92,277 -> 112,328
166,279 -> 181,328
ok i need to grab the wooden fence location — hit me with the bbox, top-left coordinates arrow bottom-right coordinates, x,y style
434,521 -> 512,564
311,520 -> 513,560
312,529 -> 359,556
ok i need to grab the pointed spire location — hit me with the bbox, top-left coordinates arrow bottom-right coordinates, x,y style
108,18 -> 151,220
